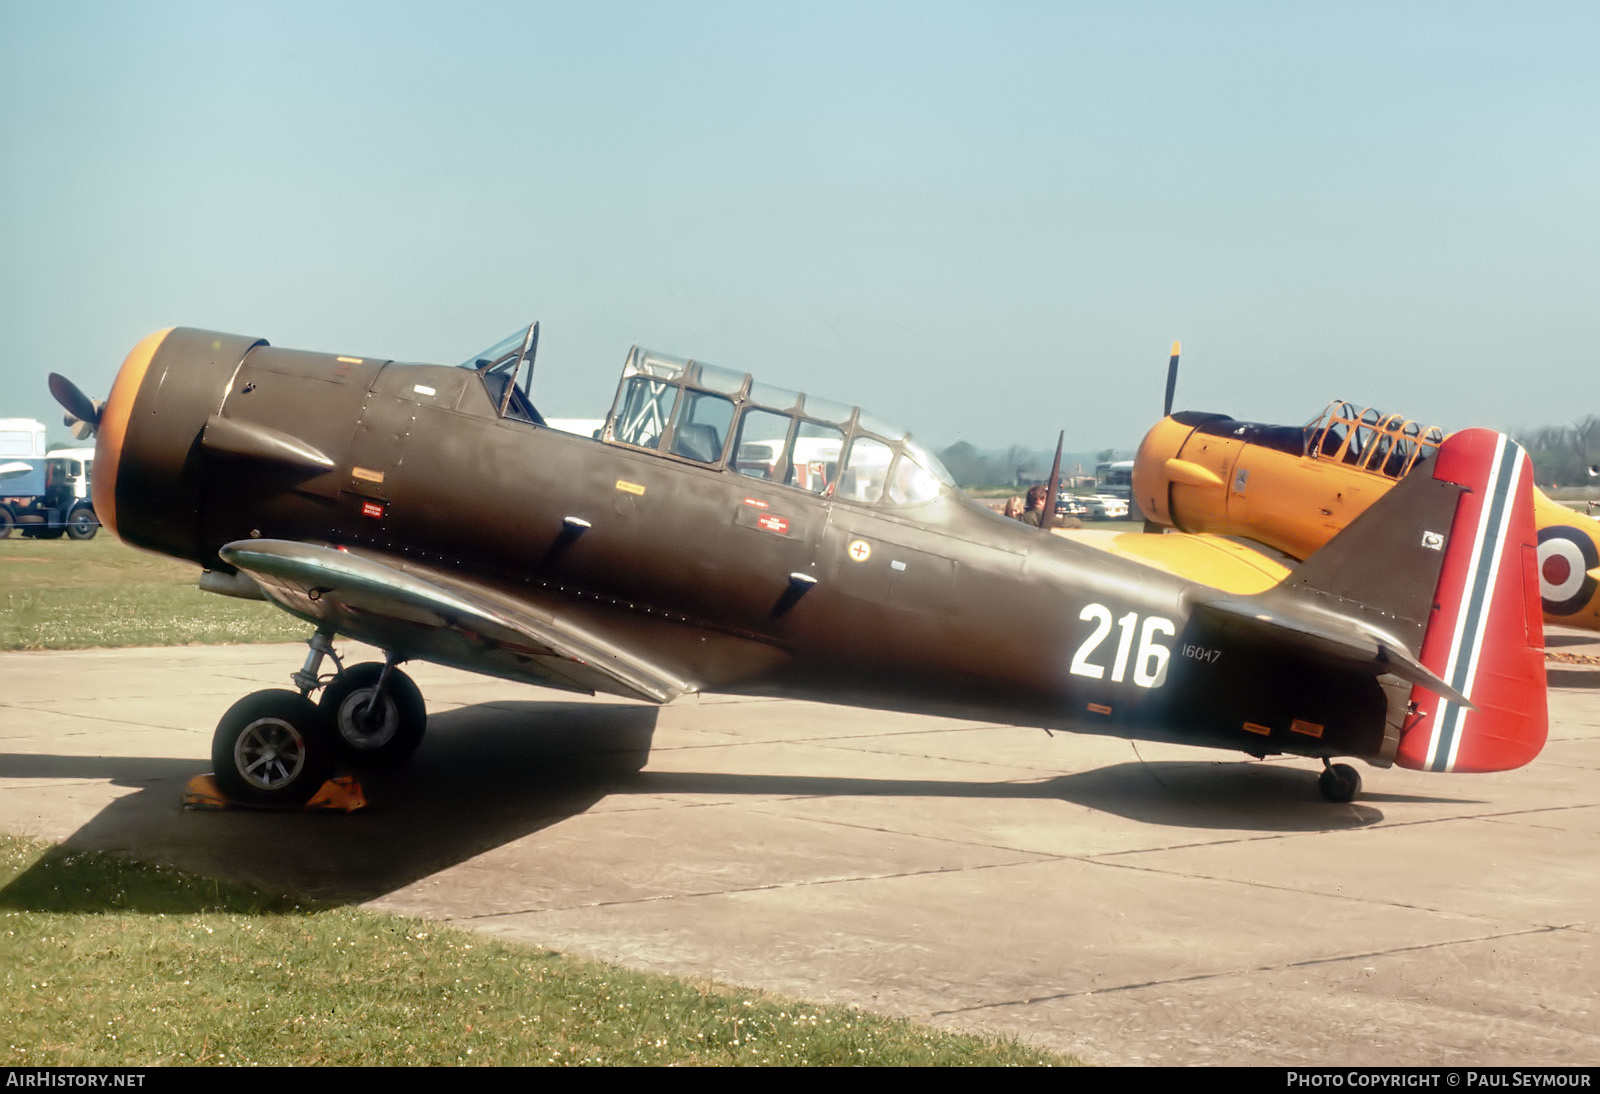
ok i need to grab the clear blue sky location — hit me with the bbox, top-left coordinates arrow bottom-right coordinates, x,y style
2,1 -> 1596,452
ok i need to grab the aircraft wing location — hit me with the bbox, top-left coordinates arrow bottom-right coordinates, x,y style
218,539 -> 693,704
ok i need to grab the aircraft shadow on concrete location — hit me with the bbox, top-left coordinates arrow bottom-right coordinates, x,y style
1,701 -> 656,911
1545,665 -> 1600,689
616,760 -> 1447,829
0,700 -> 1476,913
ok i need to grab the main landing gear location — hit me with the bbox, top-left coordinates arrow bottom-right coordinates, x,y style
207,631 -> 427,807
1318,759 -> 1363,803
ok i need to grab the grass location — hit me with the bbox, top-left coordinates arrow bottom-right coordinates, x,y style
0,537 -> 305,650
0,834 -> 1075,1067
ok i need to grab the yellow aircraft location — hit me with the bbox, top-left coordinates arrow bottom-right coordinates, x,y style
1131,355 -> 1600,630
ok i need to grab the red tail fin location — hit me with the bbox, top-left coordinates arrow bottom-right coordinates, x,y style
1397,429 -> 1546,773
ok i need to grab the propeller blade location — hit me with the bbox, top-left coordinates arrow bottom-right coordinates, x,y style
48,373 -> 102,432
1162,340 -> 1181,417
1039,430 -> 1064,533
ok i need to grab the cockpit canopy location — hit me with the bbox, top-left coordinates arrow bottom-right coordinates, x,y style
1303,400 -> 1443,480
459,323 -> 955,508
1184,399 -> 1446,482
602,347 -> 954,506
458,323 -> 544,426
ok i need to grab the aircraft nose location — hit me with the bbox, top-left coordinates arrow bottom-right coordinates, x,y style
1131,415 -> 1197,527
92,328 -> 174,540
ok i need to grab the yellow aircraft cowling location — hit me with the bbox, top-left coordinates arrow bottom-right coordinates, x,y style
1132,412 -> 1238,531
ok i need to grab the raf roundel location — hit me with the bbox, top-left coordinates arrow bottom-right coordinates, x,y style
1536,525 -> 1598,615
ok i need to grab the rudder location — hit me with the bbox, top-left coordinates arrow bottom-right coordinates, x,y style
1397,429 -> 1546,772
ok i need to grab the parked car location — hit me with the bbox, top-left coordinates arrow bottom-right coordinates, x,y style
1081,495 -> 1130,520
1055,493 -> 1089,519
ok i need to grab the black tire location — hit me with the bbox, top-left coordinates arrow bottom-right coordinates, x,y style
318,662 -> 426,766
212,690 -> 334,806
1318,763 -> 1362,803
65,504 -> 98,540
0,506 -> 13,539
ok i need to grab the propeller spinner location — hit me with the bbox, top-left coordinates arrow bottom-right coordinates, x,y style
48,373 -> 104,440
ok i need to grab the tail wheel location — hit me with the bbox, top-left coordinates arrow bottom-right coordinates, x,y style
318,662 -> 426,766
1318,762 -> 1362,803
65,505 -> 98,540
212,690 -> 333,806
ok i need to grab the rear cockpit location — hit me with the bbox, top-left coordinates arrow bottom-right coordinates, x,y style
1303,401 -> 1443,480
602,346 -> 954,507
460,322 -> 955,508
1182,400 -> 1445,481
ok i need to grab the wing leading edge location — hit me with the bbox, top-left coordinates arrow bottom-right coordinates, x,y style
219,539 -> 693,704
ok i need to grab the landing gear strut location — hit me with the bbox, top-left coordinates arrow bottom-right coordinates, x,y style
1318,759 -> 1362,803
204,631 -> 428,808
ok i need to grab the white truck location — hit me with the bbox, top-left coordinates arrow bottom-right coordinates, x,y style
0,419 -> 98,539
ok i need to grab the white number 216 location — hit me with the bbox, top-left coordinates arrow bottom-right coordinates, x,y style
1069,604 -> 1175,688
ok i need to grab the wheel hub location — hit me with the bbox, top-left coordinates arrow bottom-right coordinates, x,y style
338,690 -> 398,750
234,718 -> 307,790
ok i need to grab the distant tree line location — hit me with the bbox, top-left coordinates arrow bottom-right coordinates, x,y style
1514,417 -> 1600,487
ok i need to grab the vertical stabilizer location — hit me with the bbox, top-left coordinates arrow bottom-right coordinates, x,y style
1396,429 -> 1545,772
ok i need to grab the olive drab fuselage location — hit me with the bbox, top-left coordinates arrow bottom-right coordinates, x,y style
90,326 -> 1545,779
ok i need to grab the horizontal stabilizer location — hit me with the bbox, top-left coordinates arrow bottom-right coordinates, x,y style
1187,592 -> 1470,709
